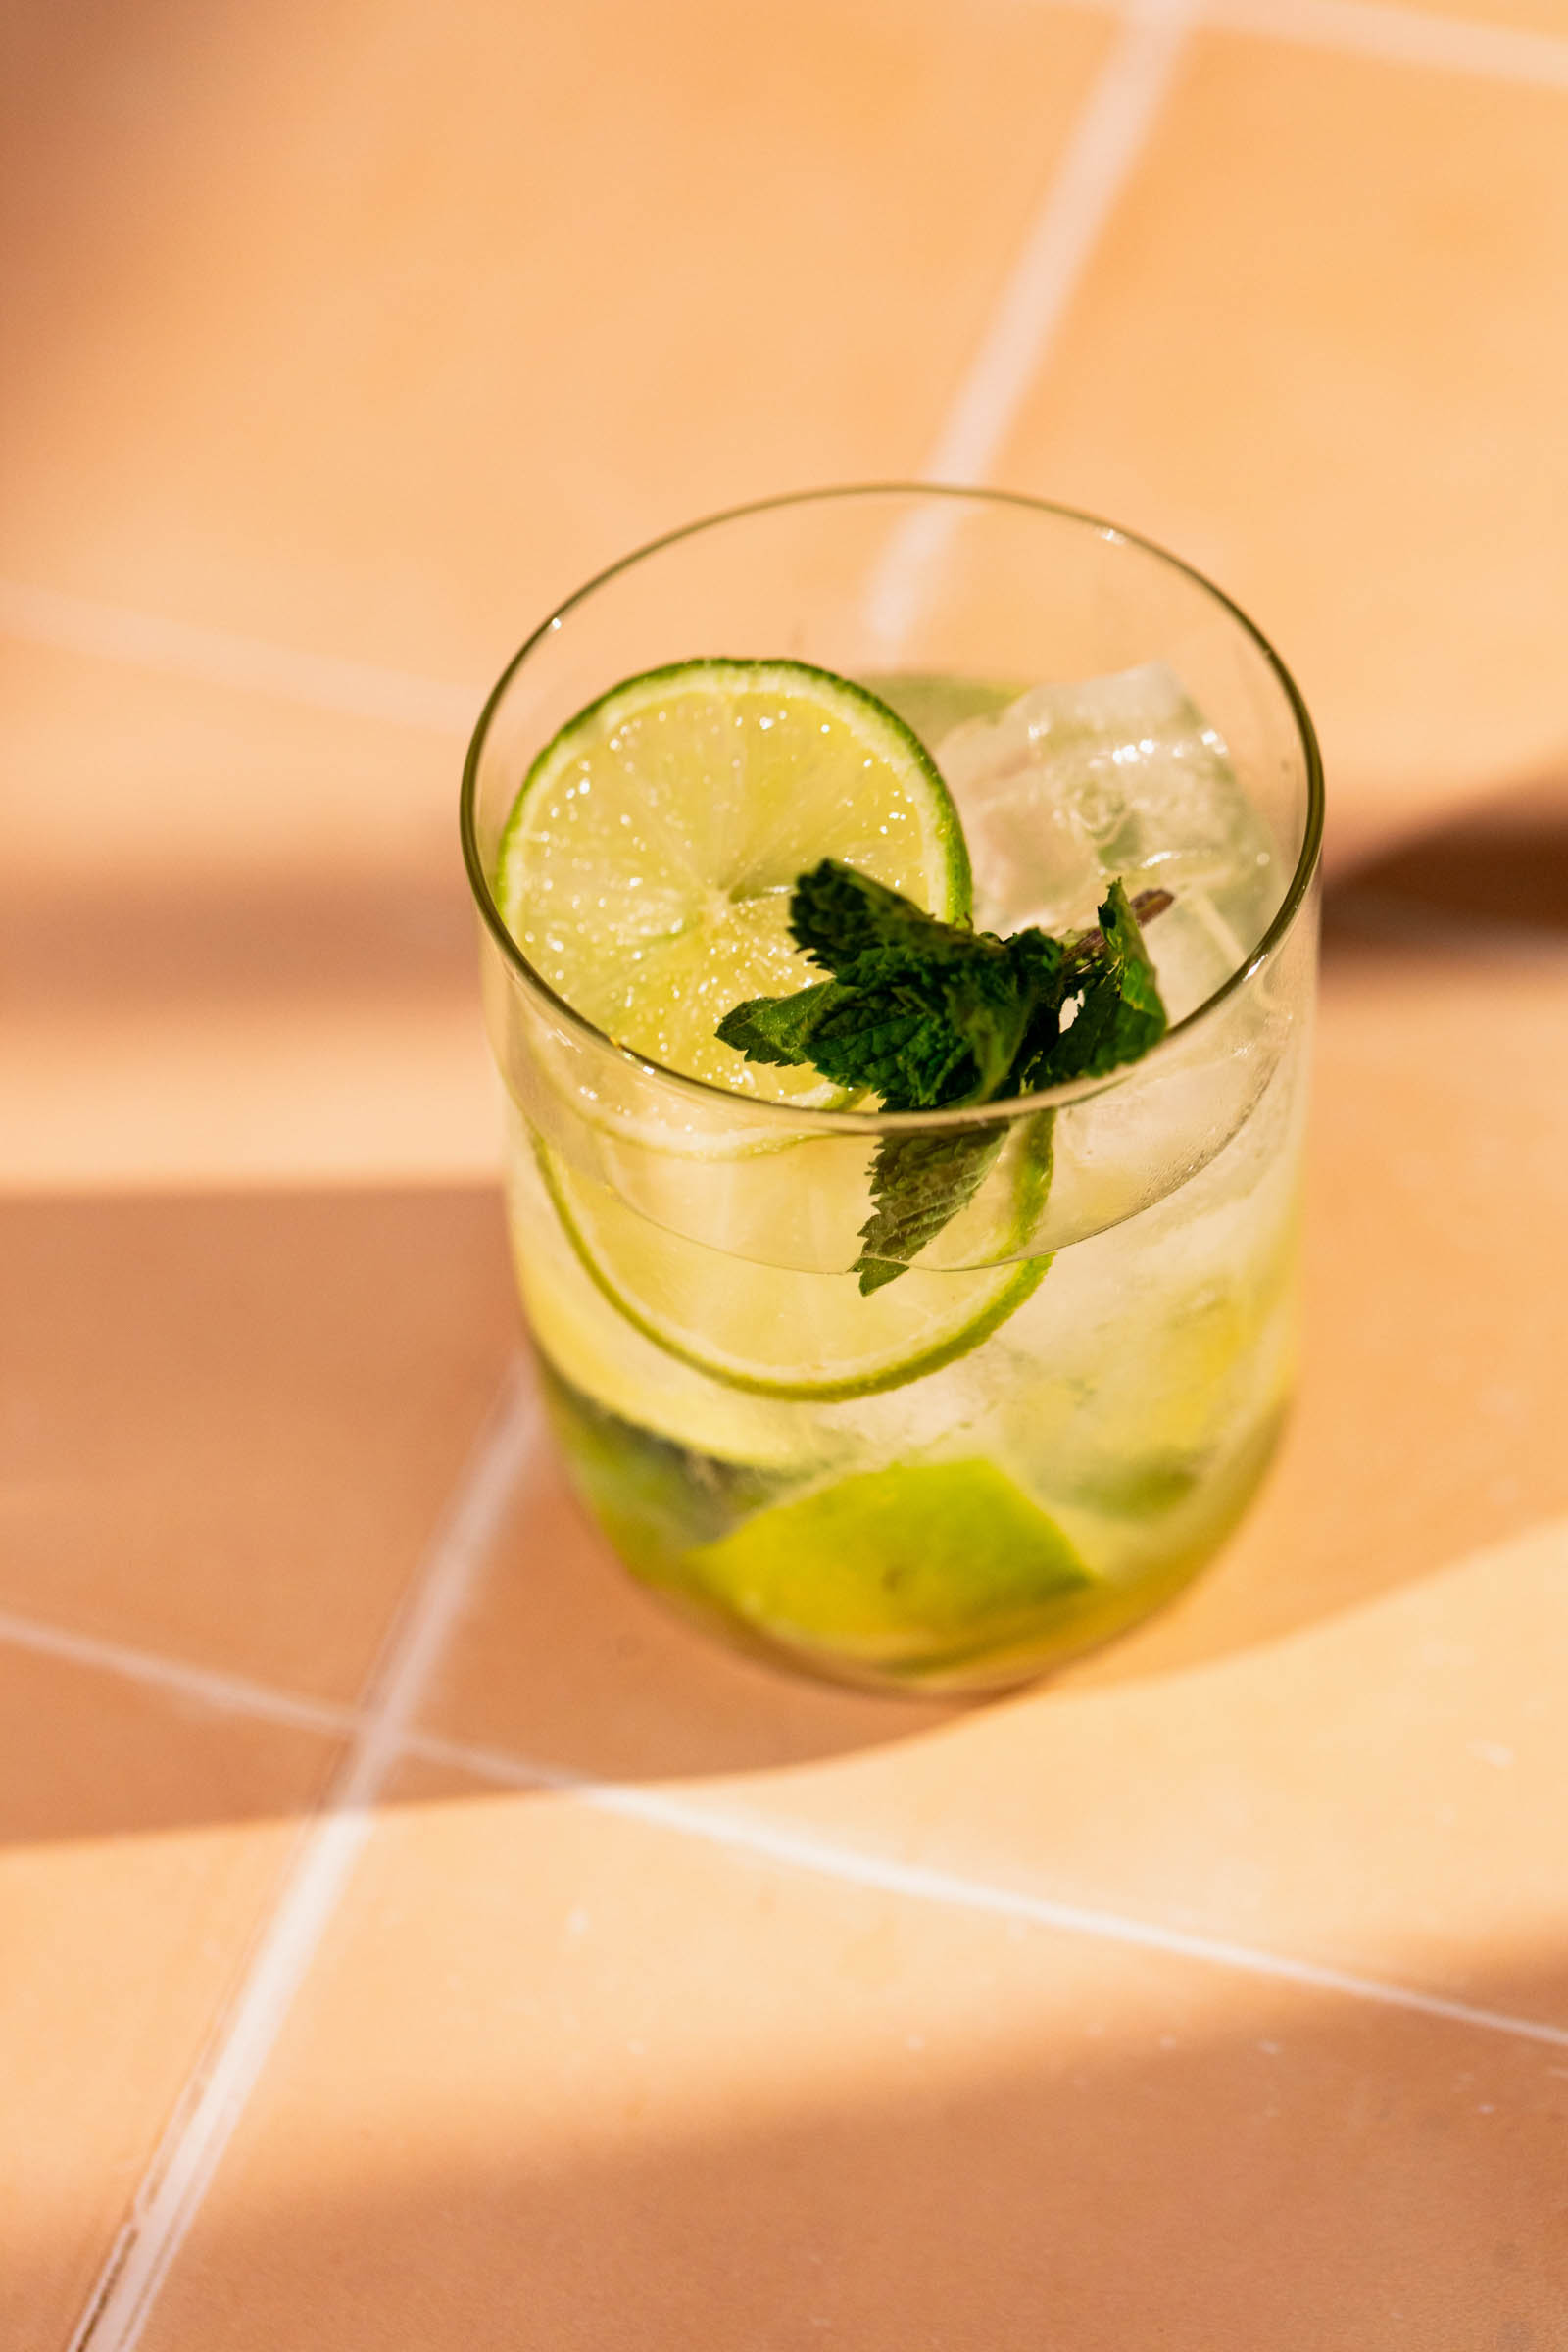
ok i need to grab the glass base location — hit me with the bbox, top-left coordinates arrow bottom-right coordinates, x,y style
537,1355 -> 1287,1700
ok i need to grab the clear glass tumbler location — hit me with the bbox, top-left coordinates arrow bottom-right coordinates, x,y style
462,487 -> 1323,1696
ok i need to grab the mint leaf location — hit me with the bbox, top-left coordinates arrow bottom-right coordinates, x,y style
857,1123 -> 1008,1292
790,858 -> 949,974
855,1100 -> 1057,1293
716,862 -> 1169,1291
716,980 -> 842,1067
1017,881 -> 1169,1090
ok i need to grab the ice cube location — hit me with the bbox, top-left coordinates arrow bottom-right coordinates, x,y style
936,664 -> 1280,959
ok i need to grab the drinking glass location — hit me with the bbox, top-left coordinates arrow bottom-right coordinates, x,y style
462,486 -> 1323,1695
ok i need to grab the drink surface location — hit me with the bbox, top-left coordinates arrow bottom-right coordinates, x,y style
499,664 -> 1305,1692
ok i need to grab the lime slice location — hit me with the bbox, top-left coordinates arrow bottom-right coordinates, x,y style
495,658 -> 971,1102
510,1151 -> 815,1466
684,1457 -> 1091,1661
533,1133 -> 1049,1402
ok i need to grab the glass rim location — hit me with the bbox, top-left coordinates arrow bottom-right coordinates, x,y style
460,482 -> 1325,1136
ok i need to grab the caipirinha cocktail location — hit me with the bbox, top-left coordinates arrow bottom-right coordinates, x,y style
463,490 -> 1321,1695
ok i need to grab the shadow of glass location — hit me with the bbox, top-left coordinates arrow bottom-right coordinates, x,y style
36,1935 -> 1565,2351
1329,769 -> 1568,939
0,864 -> 476,1015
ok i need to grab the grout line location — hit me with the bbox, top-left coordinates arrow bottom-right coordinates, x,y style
69,1371 -> 538,2352
14,1592 -> 1565,2060
404,1730 -> 1568,2056
0,1607 -> 361,1745
5,1581 -> 1565,2063
863,0 -> 1197,652
0,577 -> 482,734
919,0 -> 1196,489
1206,0 -> 1568,90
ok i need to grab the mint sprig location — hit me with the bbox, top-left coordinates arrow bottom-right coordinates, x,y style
716,860 -> 1170,1292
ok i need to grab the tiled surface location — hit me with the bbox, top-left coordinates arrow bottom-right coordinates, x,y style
667,1516 -> 1568,2013
0,637 -> 465,889
1000,28 -> 1568,869
137,1787 -> 1568,2351
1365,0 -> 1568,32
5,1 -> 1568,2344
0,0 -> 1111,1195
0,1187 -> 516,1697
416,1425 -> 956,1784
1,985 -> 499,1192
0,623 -> 489,1195
0,1646 -> 339,2350
0,0 -> 1114,680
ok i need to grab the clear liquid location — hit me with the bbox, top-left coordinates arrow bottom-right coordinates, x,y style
505,667 -> 1305,1694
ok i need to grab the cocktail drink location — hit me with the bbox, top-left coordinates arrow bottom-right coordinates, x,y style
462,489 -> 1322,1695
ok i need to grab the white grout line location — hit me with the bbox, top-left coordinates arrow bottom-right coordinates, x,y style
863,0 -> 1198,652
0,1607 -> 361,1745
12,1554 -> 1568,2072
6,1593 -> 1564,2060
0,577 -> 482,734
7,1566 -> 1565,2085
404,1730 -> 1568,2056
69,1372 -> 538,2352
1208,0 -> 1568,91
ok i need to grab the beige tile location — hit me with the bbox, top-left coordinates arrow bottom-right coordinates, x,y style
138,1782 -> 1568,2349
999,32 -> 1568,868
0,0 -> 1114,683
0,992 -> 501,1193
0,1640 -> 341,1845
720,1513 -> 1568,2015
1358,0 -> 1568,33
0,0 -> 1110,1200
0,638 -> 467,892
417,1417 -> 956,1783
0,1185 -> 517,1699
0,637 -> 500,1191
0,1642 -> 338,2349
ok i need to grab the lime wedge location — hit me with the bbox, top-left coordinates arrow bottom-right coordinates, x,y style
684,1457 -> 1090,1659
495,658 -> 971,1101
533,1133 -> 1049,1401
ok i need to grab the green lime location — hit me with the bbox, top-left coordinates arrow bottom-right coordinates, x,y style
683,1457 -> 1091,1657
495,657 -> 971,1101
